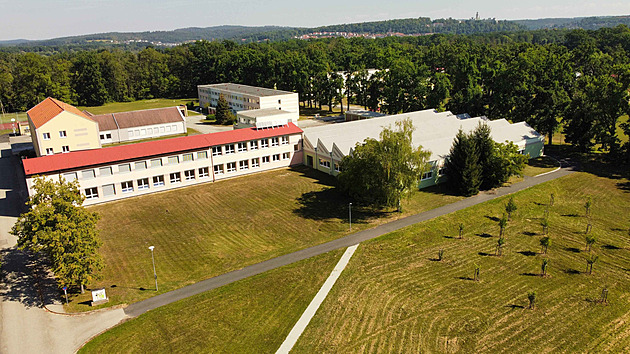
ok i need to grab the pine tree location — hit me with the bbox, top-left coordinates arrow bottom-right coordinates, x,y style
472,122 -> 496,189
445,129 -> 482,196
215,94 -> 234,125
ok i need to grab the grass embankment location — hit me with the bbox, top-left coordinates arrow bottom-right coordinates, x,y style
294,172 -> 630,352
82,170 -> 630,352
78,98 -> 197,115
67,167 -> 461,311
80,250 -> 344,353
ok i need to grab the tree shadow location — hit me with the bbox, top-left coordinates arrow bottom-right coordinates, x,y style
457,276 -> 474,281
522,231 -> 537,236
293,189 -> 388,223
603,244 -> 622,250
528,156 -> 558,169
506,304 -> 525,309
485,215 -> 500,222
561,213 -> 580,217
520,272 -> 540,277
617,181 -> 630,192
611,228 -> 627,232
443,235 -> 457,239
564,247 -> 581,253
478,252 -> 493,256
476,233 -> 492,238
416,183 -> 461,197
564,268 -> 581,275
518,250 -> 537,256
0,247 -> 60,308
533,202 -> 547,206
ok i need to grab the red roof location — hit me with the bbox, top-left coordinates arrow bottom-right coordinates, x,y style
23,123 -> 303,176
27,98 -> 92,129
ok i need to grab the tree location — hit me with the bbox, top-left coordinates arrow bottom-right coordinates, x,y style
473,122 -> 496,190
528,291 -> 537,309
499,213 -> 508,237
541,258 -> 549,276
541,217 -> 550,235
438,249 -> 444,261
215,94 -> 235,125
474,264 -> 481,281
505,197 -> 517,221
458,223 -> 464,239
338,118 -> 430,211
549,193 -> 555,207
586,254 -> 599,274
585,196 -> 592,217
72,52 -> 108,106
445,129 -> 482,196
540,236 -> 551,254
585,234 -> 596,252
10,177 -> 103,293
496,237 -> 506,256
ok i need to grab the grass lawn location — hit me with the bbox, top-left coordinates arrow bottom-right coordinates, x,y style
522,155 -> 559,177
66,167 -> 462,311
78,98 -> 197,115
80,249 -> 344,353
82,170 -> 630,352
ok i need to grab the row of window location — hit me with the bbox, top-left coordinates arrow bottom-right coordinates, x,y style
83,153 -> 292,200
42,130 -> 66,140
45,146 -> 70,155
212,136 -> 290,156
128,125 -> 179,138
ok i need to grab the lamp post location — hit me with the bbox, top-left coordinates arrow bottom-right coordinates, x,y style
148,246 -> 158,291
349,202 -> 352,231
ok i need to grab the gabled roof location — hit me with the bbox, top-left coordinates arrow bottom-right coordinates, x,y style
91,107 -> 185,131
23,123 -> 303,176
27,97 -> 92,129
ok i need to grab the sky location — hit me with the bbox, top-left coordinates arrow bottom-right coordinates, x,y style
1,0 -> 629,41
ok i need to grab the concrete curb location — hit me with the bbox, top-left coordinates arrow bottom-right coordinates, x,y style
43,303 -> 127,317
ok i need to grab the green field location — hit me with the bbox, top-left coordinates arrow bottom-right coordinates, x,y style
78,98 -> 197,115
67,167 -> 462,311
82,169 -> 630,352
80,250 -> 344,353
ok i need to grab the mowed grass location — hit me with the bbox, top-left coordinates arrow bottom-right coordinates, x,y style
293,172 -> 630,352
67,166 -> 461,311
77,98 -> 197,115
80,249 -> 344,353
522,155 -> 559,177
81,171 -> 630,352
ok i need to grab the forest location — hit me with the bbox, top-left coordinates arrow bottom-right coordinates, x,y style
0,25 -> 629,159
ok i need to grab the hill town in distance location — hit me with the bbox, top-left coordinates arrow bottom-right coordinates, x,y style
0,7 -> 629,354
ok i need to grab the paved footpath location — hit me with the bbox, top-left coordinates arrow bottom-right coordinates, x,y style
125,161 -> 575,317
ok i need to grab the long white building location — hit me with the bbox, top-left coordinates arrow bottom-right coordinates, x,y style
197,83 -> 299,123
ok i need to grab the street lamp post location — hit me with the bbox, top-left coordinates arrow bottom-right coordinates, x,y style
148,246 -> 158,291
349,202 -> 352,231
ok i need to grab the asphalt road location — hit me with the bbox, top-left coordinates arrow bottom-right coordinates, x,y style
125,161 -> 575,317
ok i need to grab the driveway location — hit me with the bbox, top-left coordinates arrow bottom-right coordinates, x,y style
0,143 -> 127,354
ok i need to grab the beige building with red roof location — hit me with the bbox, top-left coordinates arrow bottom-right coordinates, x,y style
27,97 -> 101,157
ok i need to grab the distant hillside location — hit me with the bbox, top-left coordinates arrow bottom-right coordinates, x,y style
515,15 -> 630,30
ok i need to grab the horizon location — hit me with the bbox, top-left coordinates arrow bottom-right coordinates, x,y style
1,0 -> 629,41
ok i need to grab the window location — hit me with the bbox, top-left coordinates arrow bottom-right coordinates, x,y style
59,130 -> 67,138
282,152 -> 290,160
141,129 -> 146,136
214,164 -> 224,175
271,137 -> 279,147
135,161 -> 147,170
168,156 -> 179,164
239,160 -> 249,170
422,170 -> 434,181
151,158 -> 163,168
197,151 -> 208,160
183,153 -> 194,162
82,169 -> 96,179
106,133 -> 112,139
147,128 -> 153,135
281,136 -> 289,145
278,99 -> 281,104
184,169 -> 195,180
249,141 -> 258,150
294,144 -> 300,152
42,132 -> 50,140
62,172 -> 77,181
153,175 -> 165,187
170,172 -> 181,184
518,149 -> 525,155
119,164 -> 131,173
262,156 -> 270,164
85,187 -> 98,200
226,162 -> 236,173
212,146 -> 222,156
273,154 -> 281,162
334,163 -> 341,173
137,178 -> 149,190
100,134 -> 105,139
128,130 -> 134,137
319,159 -> 330,168
62,145 -> 70,153
159,126 -> 165,133
121,181 -> 134,193
260,139 -> 268,148
102,184 -> 115,197
438,167 -> 446,176
198,167 -> 209,178
45,148 -> 54,155
251,158 -> 260,168
225,144 -> 235,154
99,166 -> 112,176
237,142 -> 247,152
